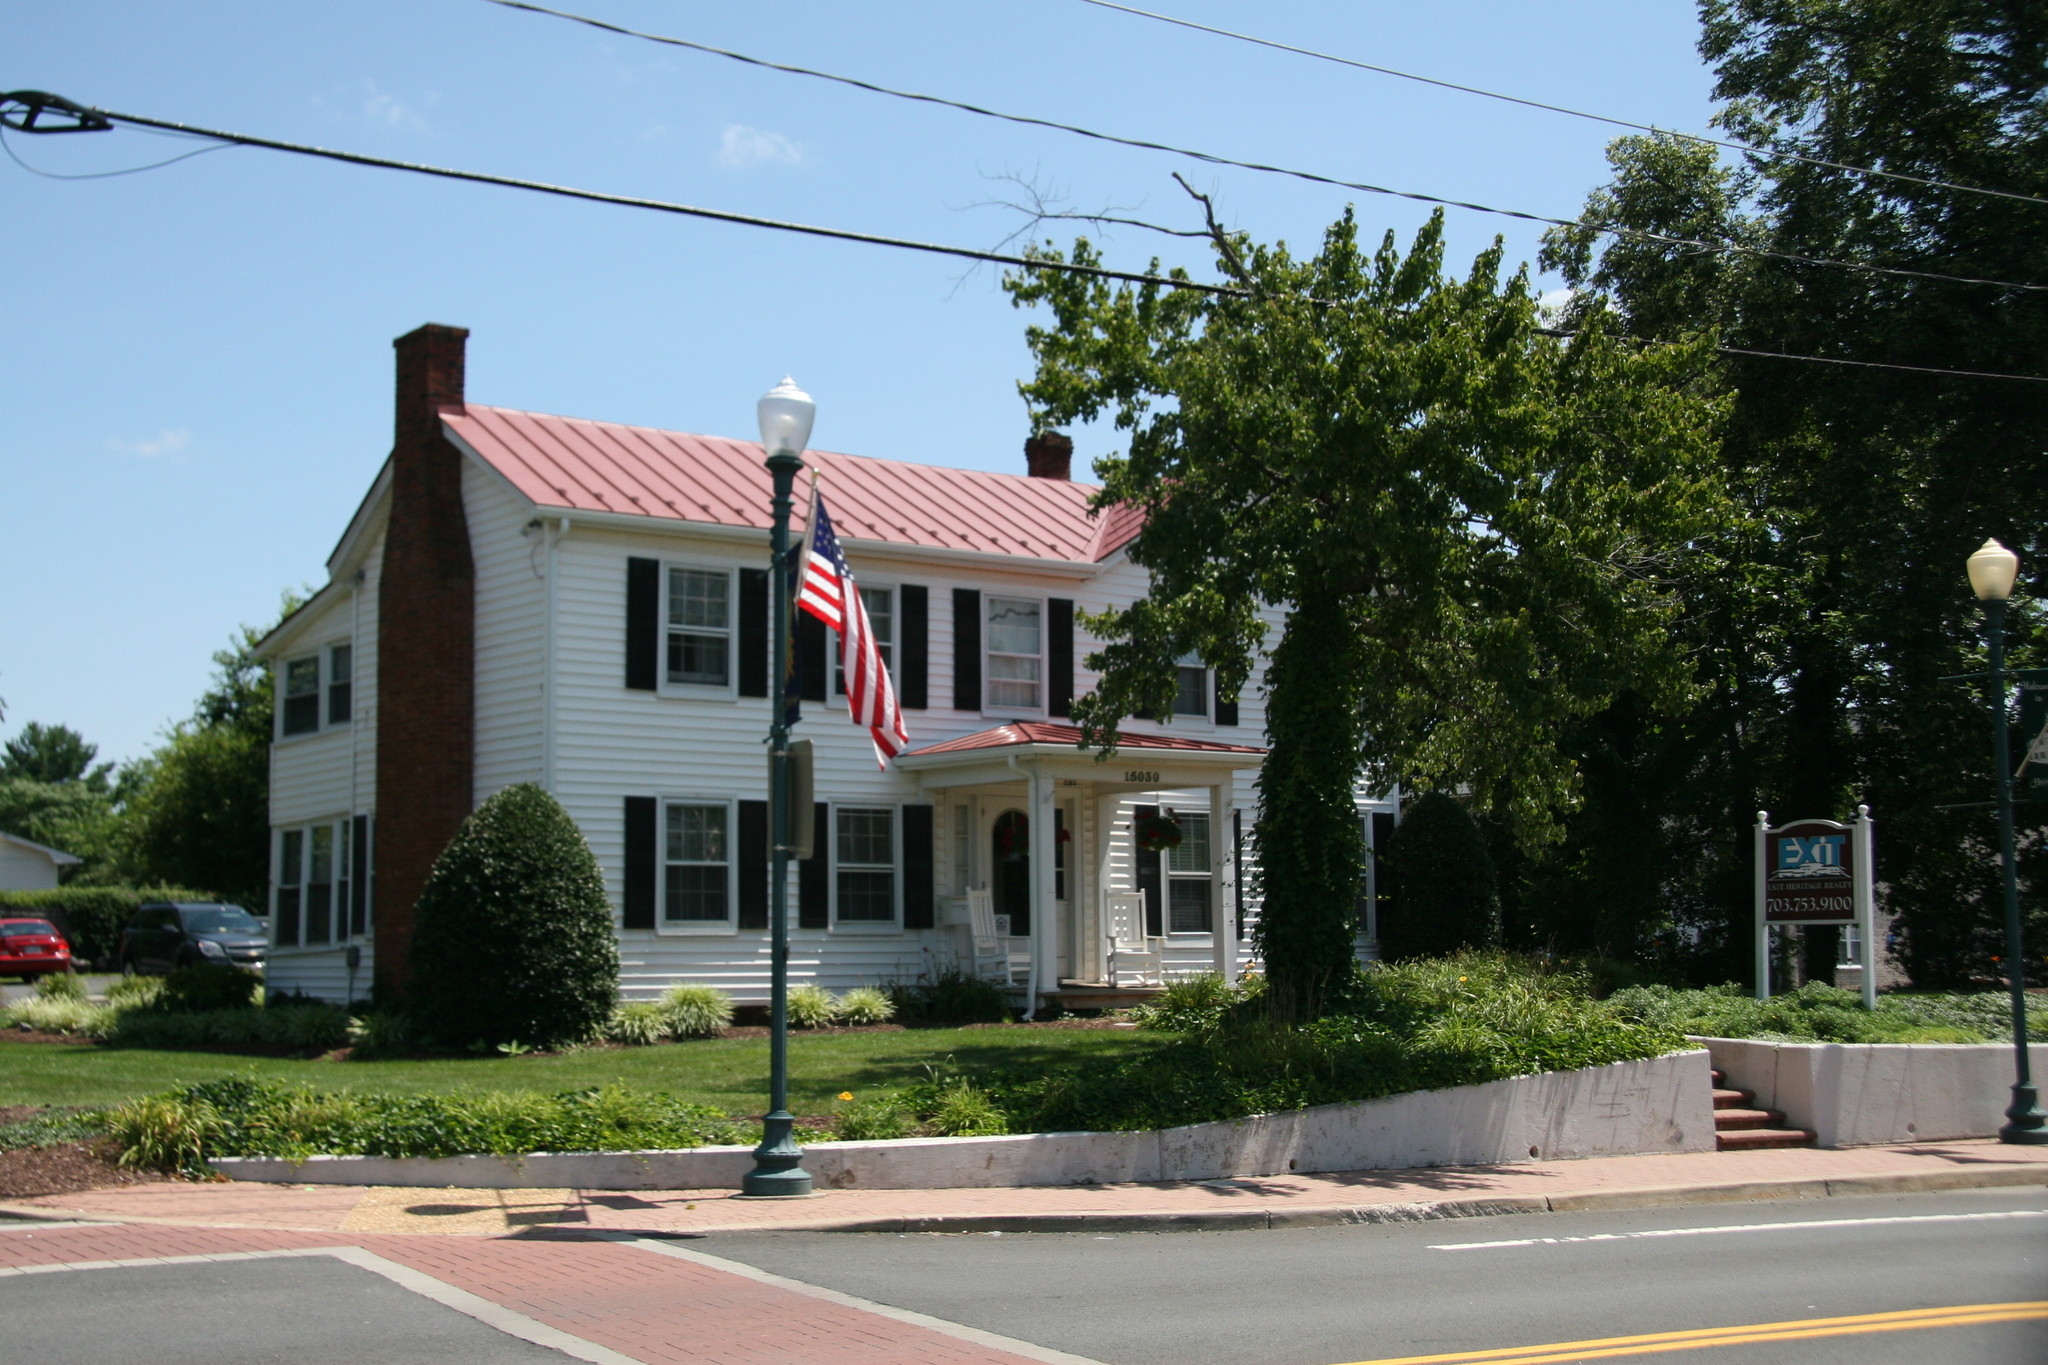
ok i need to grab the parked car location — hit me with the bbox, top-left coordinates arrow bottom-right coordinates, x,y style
117,901 -> 267,975
0,917 -> 74,982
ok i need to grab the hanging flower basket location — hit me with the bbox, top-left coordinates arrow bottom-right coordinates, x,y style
1134,813 -> 1183,853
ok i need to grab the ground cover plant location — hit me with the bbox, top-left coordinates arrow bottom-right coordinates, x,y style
1607,981 -> 2048,1045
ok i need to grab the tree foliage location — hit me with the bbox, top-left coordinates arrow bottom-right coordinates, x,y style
1007,208 -> 1726,1015
408,783 -> 619,1049
1539,0 -> 2048,986
1378,793 -> 1500,960
2,722 -> 114,790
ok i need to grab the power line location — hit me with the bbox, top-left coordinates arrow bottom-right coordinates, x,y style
0,123 -> 234,178
482,0 -> 2048,298
1075,0 -> 2048,210
3,93 -> 2043,388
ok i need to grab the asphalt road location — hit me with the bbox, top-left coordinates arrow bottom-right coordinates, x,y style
700,1187 -> 2048,1365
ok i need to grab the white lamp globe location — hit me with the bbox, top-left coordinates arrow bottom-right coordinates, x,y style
1967,538 -> 2020,601
757,377 -> 816,458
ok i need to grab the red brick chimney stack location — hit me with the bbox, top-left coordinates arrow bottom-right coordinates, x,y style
1025,431 -> 1073,480
374,324 -> 476,1002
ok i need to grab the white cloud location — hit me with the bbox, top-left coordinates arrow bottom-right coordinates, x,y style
1537,288 -> 1575,324
360,79 -> 426,130
109,429 -> 191,460
717,124 -> 802,168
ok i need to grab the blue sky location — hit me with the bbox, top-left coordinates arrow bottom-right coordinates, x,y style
3,0 -> 1719,766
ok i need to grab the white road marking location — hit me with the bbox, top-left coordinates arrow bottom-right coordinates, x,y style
1429,1207 -> 2048,1251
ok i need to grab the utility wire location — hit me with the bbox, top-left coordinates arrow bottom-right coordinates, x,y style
4,94 -> 2043,387
482,0 -> 2048,296
0,123 -> 234,178
1076,0 -> 2048,210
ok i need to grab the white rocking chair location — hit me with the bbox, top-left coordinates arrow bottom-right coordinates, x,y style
1104,892 -> 1163,987
968,887 -> 1031,986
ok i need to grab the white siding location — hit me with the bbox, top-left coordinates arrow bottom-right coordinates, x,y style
0,841 -> 63,892
468,461 -> 547,800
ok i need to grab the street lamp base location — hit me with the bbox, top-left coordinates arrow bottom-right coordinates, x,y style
741,1112 -> 814,1196
1999,1084 -> 2048,1146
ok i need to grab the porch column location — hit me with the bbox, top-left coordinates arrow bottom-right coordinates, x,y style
1028,764 -> 1058,1012
1210,781 -> 1237,982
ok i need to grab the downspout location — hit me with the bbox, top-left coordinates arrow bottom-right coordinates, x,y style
542,517 -> 567,792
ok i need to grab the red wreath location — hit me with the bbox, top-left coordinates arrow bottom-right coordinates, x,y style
1134,814 -> 1183,853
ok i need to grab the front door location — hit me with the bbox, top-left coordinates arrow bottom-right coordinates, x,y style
991,809 -> 1030,937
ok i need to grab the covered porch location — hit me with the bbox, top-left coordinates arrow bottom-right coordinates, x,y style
896,721 -> 1267,1012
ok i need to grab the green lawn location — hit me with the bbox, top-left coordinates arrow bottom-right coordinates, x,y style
0,1028 -> 1164,1115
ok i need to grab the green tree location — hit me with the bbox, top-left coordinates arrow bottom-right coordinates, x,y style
408,784 -> 619,1049
1007,209 -> 1726,1016
1,722 -> 114,791
1542,1 -> 2048,986
1378,793 -> 1499,960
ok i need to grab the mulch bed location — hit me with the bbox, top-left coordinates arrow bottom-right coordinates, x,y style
2,1028 -> 97,1046
0,1107 -> 166,1202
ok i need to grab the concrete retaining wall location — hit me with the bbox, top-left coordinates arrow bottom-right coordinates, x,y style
1696,1036 -> 2048,1147
212,1049 -> 1714,1191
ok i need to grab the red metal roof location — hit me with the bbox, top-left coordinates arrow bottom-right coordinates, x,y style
903,721 -> 1266,757
443,404 -> 1143,563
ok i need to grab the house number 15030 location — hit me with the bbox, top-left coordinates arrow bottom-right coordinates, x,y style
1123,770 -> 1160,783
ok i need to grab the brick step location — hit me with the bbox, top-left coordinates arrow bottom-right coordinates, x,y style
1711,1087 -> 1755,1110
1713,1107 -> 1788,1131
1717,1126 -> 1818,1151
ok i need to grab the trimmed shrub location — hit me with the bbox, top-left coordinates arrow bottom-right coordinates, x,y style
607,1002 -> 671,1046
34,971 -> 85,1000
659,984 -> 734,1039
345,1011 -> 416,1059
0,886 -> 215,968
407,784 -> 619,1050
835,986 -> 896,1026
1377,793 -> 1498,959
886,968 -> 1012,1024
1606,980 -> 2047,1044
105,1001 -> 349,1052
786,984 -> 838,1029
159,962 -> 260,1013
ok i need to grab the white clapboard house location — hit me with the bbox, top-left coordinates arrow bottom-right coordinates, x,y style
255,325 -> 1398,1009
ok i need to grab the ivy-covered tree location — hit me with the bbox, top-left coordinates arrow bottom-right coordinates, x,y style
1007,209 -> 1726,1017
1542,0 -> 2048,987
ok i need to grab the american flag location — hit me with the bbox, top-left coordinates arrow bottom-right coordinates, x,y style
798,494 -> 909,767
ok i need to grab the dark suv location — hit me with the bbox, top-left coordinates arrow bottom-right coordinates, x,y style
118,902 -> 267,974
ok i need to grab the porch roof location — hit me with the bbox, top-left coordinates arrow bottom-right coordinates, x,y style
897,720 -> 1265,785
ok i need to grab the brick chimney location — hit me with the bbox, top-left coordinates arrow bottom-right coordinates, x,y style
1025,430 -> 1073,480
374,324 -> 475,1002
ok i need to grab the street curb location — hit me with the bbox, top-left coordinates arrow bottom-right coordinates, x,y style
677,1165 -> 2048,1236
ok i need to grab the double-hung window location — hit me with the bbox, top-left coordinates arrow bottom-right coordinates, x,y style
281,657 -> 322,736
836,806 -> 896,923
1166,812 -> 1213,933
1173,654 -> 1209,719
667,567 -> 731,687
986,597 -> 1042,711
835,585 -> 894,696
326,645 -> 353,725
273,818 -> 355,949
664,801 -> 730,923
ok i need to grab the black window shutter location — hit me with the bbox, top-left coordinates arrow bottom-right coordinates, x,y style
1214,673 -> 1239,727
798,802 -> 830,928
738,799 -> 769,930
350,815 -> 370,937
626,558 -> 659,691
1134,804 -> 1163,937
1371,811 -> 1398,939
623,796 -> 657,929
1232,808 -> 1245,939
738,569 -> 770,698
952,588 -> 981,711
902,804 -> 935,929
797,611 -> 829,702
1048,598 -> 1074,717
899,584 -> 929,709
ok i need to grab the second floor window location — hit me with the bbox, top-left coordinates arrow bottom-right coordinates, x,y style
667,568 -> 731,687
327,644 -> 353,725
986,597 -> 1042,710
1173,655 -> 1208,718
281,657 -> 321,736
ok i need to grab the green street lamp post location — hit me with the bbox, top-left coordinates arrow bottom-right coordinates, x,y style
1967,538 -> 2048,1146
744,377 -> 818,1196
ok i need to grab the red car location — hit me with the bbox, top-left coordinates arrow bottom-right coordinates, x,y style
1,917 -> 74,982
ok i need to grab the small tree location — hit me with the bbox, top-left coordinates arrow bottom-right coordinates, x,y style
1378,793 -> 1499,960
408,784 -> 618,1049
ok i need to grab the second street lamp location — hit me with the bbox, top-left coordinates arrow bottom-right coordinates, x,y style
1966,537 -> 2048,1146
743,376 -> 817,1196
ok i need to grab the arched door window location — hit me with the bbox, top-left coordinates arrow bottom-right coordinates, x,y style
992,809 -> 1031,936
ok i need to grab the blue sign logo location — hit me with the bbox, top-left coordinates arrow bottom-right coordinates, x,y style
1775,834 -> 1847,879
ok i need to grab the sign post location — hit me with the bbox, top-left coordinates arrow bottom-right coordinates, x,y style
1755,806 -> 1876,1007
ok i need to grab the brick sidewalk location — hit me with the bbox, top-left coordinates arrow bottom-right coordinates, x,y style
7,1139 -> 2046,1237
